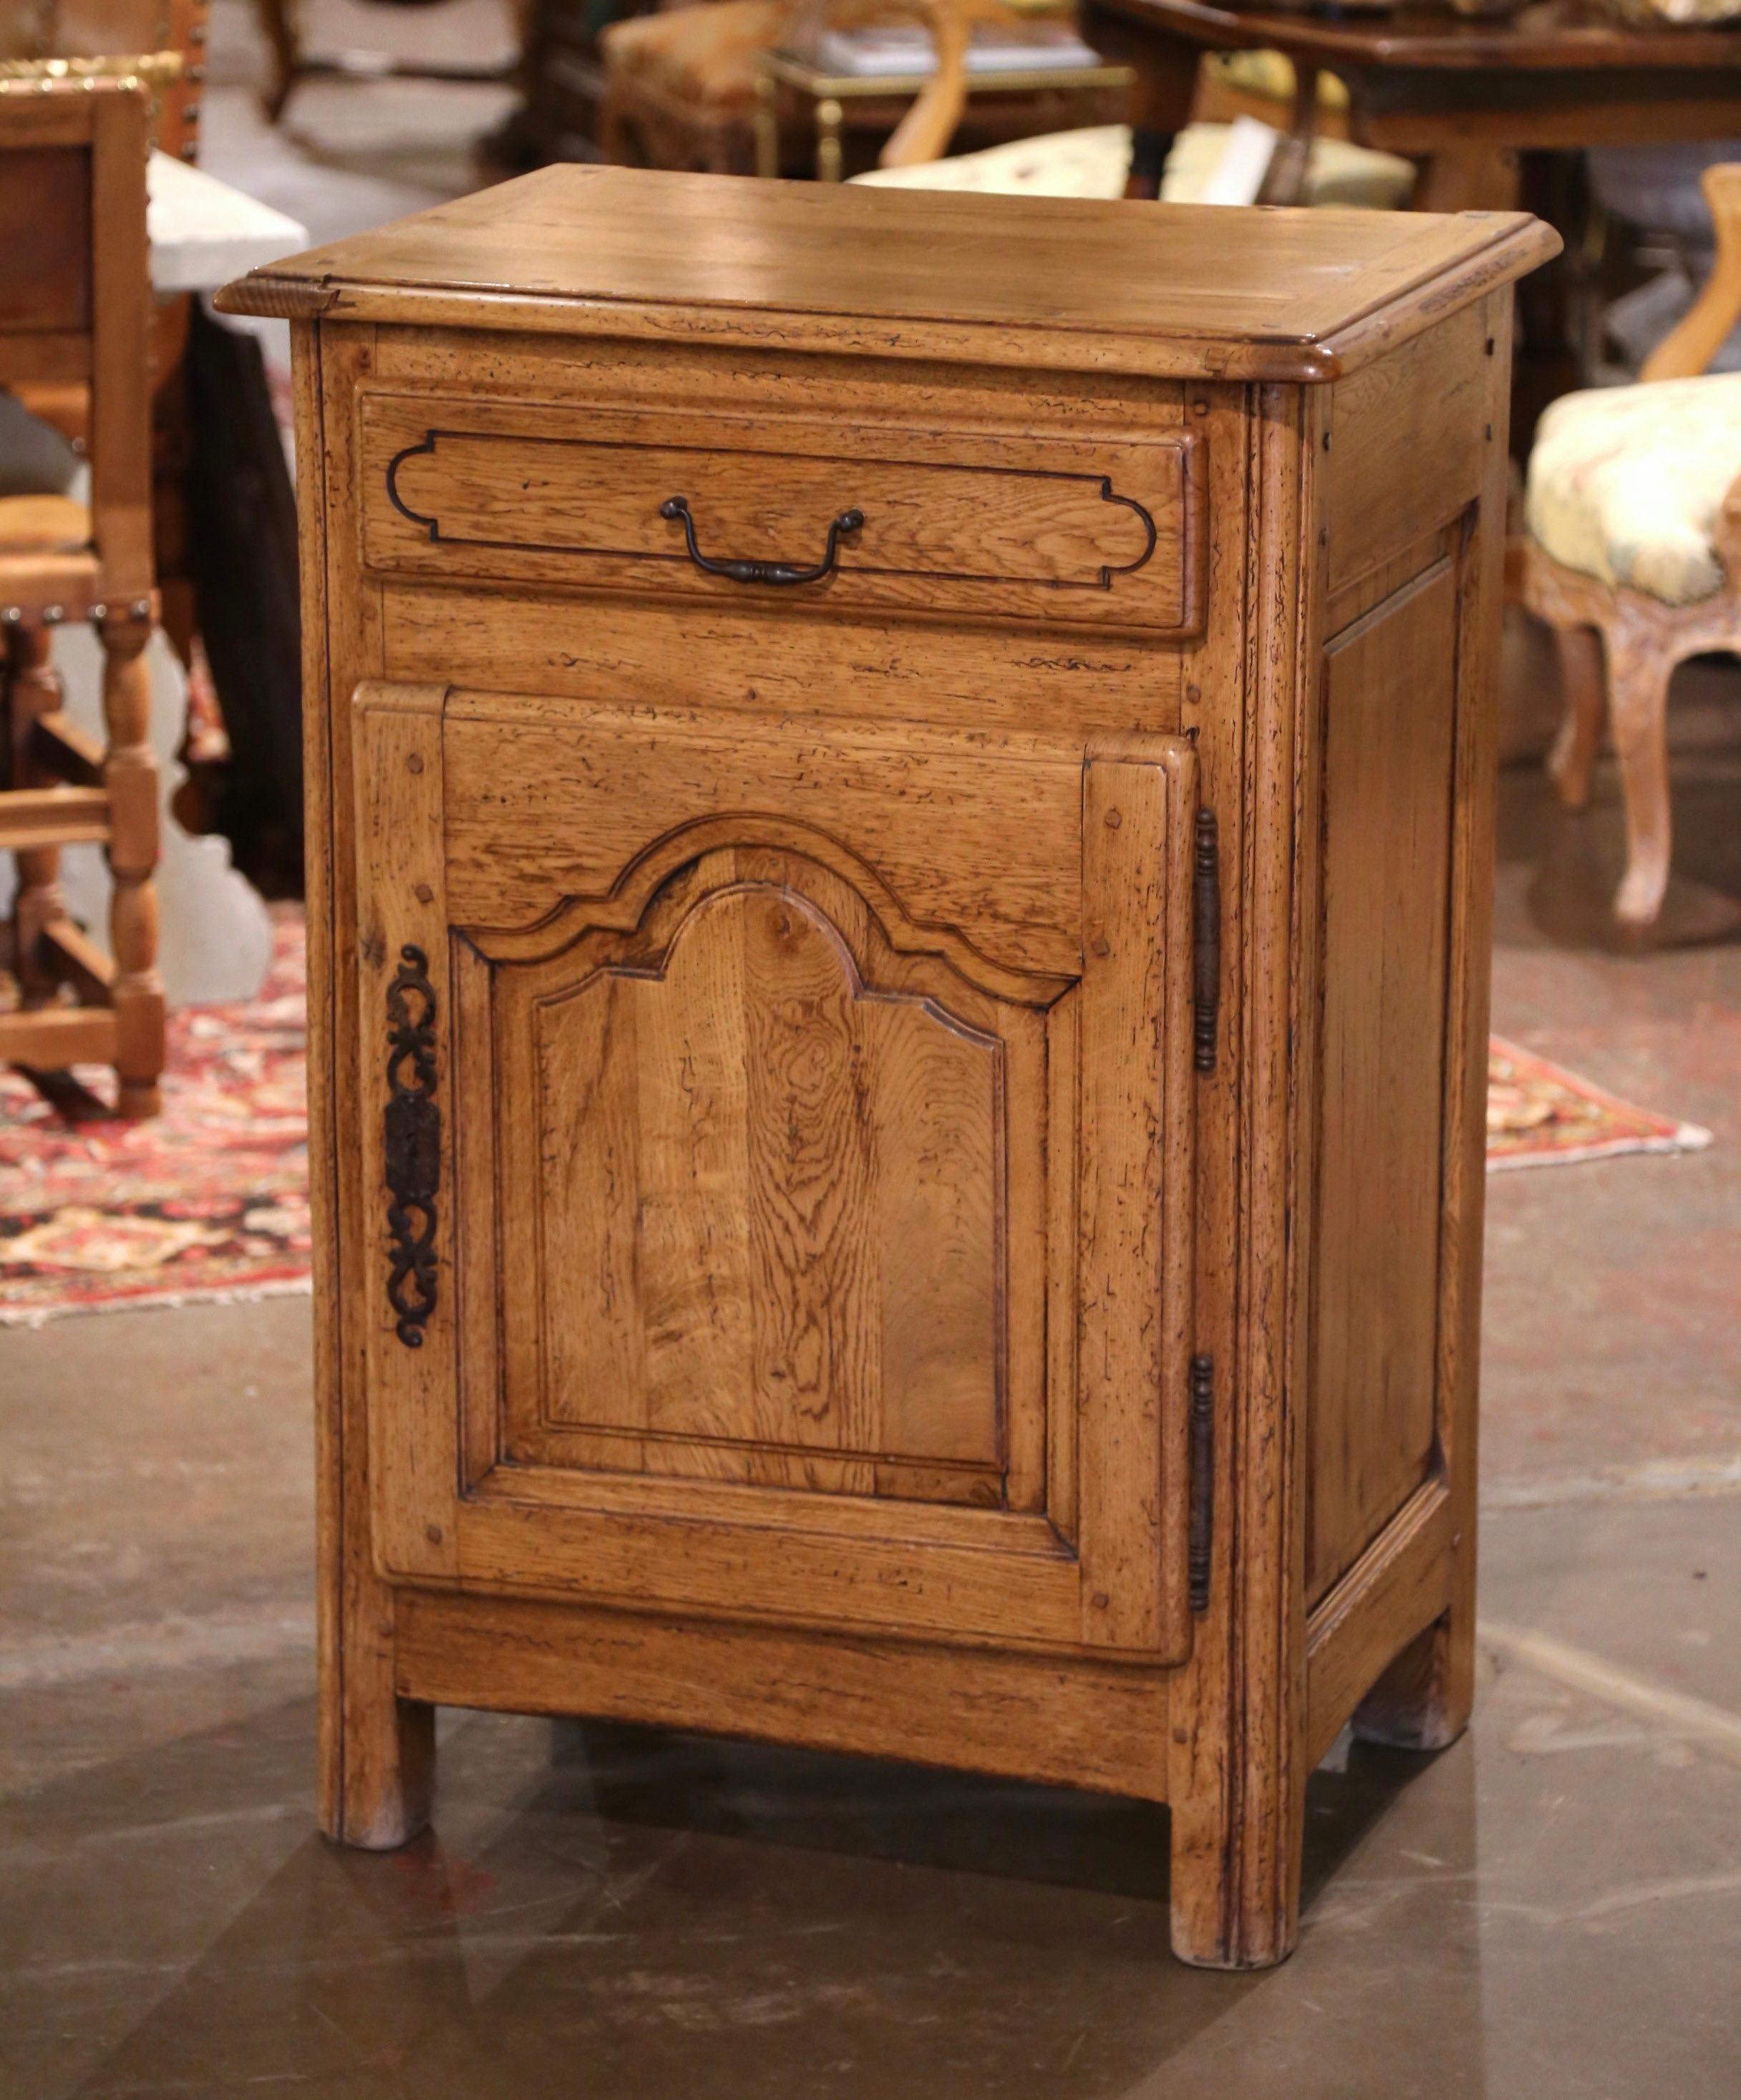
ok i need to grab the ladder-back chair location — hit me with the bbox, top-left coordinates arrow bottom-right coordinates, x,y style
1,75 -> 163,1115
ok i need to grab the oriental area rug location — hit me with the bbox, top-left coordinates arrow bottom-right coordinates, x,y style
0,915 -> 1715,1325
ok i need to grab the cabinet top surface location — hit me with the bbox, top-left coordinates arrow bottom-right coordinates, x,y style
217,165 -> 1557,383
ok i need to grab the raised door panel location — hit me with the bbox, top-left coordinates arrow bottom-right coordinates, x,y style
492,846 -> 1041,1511
351,684 -> 1200,1660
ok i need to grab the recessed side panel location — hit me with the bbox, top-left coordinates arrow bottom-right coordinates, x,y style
1307,561 -> 1459,1605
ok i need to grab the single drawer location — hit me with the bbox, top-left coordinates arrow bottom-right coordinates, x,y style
359,392 -> 1204,636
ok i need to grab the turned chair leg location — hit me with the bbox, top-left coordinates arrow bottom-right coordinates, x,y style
6,626 -> 68,1005
1605,639 -> 1674,929
100,614 -> 165,1118
1546,625 -> 1605,811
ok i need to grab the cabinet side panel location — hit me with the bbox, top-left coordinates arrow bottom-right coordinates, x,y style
1307,562 -> 1458,1604
1323,301 -> 1489,602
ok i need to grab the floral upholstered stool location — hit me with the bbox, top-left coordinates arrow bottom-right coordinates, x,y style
1523,165 -> 1741,928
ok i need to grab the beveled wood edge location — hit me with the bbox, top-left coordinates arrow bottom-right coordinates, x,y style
212,216 -> 1559,383
213,273 -> 339,319
1315,216 -> 1560,377
1303,1476 -> 1454,1770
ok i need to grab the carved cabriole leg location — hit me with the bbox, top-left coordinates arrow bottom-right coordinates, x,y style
1546,624 -> 1604,811
1605,626 -> 1675,929
99,614 -> 166,1117
7,626 -> 67,1005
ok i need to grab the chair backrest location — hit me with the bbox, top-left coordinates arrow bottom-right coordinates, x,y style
1640,164 -> 1741,384
0,75 -> 152,599
838,0 -> 1055,171
2,0 -> 207,160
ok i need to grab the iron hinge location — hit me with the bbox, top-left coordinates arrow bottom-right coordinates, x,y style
1188,1353 -> 1214,1613
1193,808 -> 1221,1073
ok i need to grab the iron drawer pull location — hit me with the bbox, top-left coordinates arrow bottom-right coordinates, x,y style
660,494 -> 864,586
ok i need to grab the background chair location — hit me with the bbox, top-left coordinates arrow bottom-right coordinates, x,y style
598,0 -> 1061,178
1,76 -> 164,1115
4,1 -> 209,680
849,1 -> 1410,208
1523,164 -> 1741,931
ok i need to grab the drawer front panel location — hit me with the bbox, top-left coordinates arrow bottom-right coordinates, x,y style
359,393 -> 1203,634
351,683 -> 1200,1660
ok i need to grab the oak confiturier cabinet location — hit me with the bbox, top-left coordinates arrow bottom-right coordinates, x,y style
216,170 -> 1556,1970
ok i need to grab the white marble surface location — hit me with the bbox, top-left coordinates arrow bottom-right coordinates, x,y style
147,151 -> 309,295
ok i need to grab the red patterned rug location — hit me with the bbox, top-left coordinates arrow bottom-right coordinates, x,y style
1,910 -> 310,1327
1486,1036 -> 1712,1174
0,916 -> 1715,1324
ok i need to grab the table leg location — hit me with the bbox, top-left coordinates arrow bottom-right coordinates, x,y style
1412,144 -> 1521,215
253,0 -> 302,122
755,69 -> 780,180
815,97 -> 844,183
1255,63 -> 1319,206
1078,6 -> 1197,198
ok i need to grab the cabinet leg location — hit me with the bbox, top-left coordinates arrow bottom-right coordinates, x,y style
1168,1763 -> 1304,1970
1352,1605 -> 1473,1753
323,1596 -> 435,1851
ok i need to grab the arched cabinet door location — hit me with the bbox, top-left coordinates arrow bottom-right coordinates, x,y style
351,682 -> 1202,1663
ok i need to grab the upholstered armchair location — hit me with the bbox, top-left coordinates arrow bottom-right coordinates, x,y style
1522,164 -> 1741,929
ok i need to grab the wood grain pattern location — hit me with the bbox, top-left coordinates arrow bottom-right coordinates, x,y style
396,1588 -> 1173,1800
278,176 -> 1549,1966
440,693 -> 1090,980
1354,289 -> 1515,1756
0,147 -> 91,340
349,695 -> 1197,1656
508,860 -> 1005,1494
314,325 -> 436,1850
382,585 -> 1188,741
1324,299 -> 1491,599
1077,735 -> 1197,1659
217,162 -> 1557,384
351,684 -> 460,1587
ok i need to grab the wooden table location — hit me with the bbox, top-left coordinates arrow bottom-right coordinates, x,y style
755,47 -> 1135,182
1080,0 -> 1741,212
